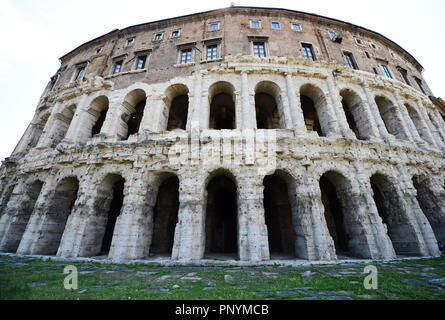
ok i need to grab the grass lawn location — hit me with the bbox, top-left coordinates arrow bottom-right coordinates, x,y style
0,254 -> 444,300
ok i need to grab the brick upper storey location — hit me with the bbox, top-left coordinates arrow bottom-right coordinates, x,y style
48,6 -> 433,96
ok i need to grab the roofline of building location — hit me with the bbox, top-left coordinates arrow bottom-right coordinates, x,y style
59,6 -> 424,71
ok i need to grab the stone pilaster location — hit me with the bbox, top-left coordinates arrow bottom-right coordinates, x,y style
171,170 -> 206,261
362,82 -> 391,142
285,73 -> 307,136
109,170 -> 152,262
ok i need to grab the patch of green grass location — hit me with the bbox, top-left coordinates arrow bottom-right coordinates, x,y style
0,255 -> 444,300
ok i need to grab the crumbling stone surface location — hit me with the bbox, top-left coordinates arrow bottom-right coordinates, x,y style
0,8 -> 444,264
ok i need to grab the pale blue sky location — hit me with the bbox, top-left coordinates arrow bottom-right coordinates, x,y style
0,0 -> 443,161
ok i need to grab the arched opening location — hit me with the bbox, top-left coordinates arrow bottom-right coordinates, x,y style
370,173 -> 422,256
340,89 -> 368,140
412,175 -> 445,243
0,184 -> 15,217
50,104 -> 76,147
0,181 -> 43,253
263,173 -> 296,259
89,96 -> 109,137
36,177 -> 79,255
150,175 -> 179,257
319,173 -> 349,255
164,84 -> 189,131
209,82 -> 236,130
300,84 -> 327,136
254,82 -> 283,129
375,96 -> 409,141
28,111 -> 50,150
100,176 -> 125,254
405,103 -> 433,144
205,173 -> 238,259
122,89 -> 146,140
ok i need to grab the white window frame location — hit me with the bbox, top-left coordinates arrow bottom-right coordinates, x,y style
250,20 -> 261,28
154,33 -> 164,41
208,22 -> 220,31
72,62 -> 88,82
249,37 -> 269,58
171,30 -> 181,38
203,40 -> 221,61
291,23 -> 302,31
271,21 -> 281,29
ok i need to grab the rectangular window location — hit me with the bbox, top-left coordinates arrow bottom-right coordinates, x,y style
127,38 -> 135,46
414,77 -> 426,95
136,55 -> 147,70
180,49 -> 192,64
292,23 -> 302,31
250,20 -> 260,28
253,42 -> 266,57
206,45 -> 218,60
113,60 -> 123,74
398,67 -> 411,86
171,30 -> 180,38
271,22 -> 280,29
75,66 -> 85,81
329,31 -> 336,40
344,52 -> 358,70
381,65 -> 393,79
209,23 -> 219,31
302,43 -> 315,61
154,33 -> 163,41
96,47 -> 103,54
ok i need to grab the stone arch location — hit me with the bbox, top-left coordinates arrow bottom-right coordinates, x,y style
405,103 -> 433,144
163,84 -> 189,131
0,183 -> 15,217
339,88 -> 369,140
375,95 -> 409,141
0,180 -> 43,252
26,110 -> 51,151
412,174 -> 445,243
204,169 -> 238,259
209,81 -> 236,129
370,172 -> 422,256
150,173 -> 180,257
122,89 -> 147,140
263,170 -> 297,258
49,103 -> 77,147
33,176 -> 79,255
318,170 -> 372,258
299,83 -> 327,136
254,81 -> 285,129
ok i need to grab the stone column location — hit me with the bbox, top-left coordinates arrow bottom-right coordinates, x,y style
138,94 -> 155,133
57,176 -> 99,257
285,73 -> 306,136
353,165 -> 396,259
392,91 -> 417,143
362,83 -> 391,142
35,102 -> 62,148
325,74 -> 356,139
63,94 -> 89,143
420,103 -> 445,149
292,174 -> 337,261
0,180 -> 40,252
237,173 -> 269,262
172,169 -> 206,261
241,71 -> 256,129
16,175 -> 58,255
397,165 -> 440,257
109,170 -> 152,262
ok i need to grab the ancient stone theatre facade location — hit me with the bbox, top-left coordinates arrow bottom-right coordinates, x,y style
0,7 -> 444,263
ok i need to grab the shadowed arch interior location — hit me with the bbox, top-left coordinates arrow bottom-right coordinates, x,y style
165,84 -> 189,131
339,89 -> 366,140
89,96 -> 109,137
209,82 -> 236,130
370,173 -> 422,256
263,173 -> 296,258
375,96 -> 409,141
150,175 -> 180,256
300,84 -> 325,136
205,173 -> 238,258
255,81 -> 283,129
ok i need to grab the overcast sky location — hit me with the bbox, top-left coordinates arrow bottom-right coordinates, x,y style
0,0 -> 443,161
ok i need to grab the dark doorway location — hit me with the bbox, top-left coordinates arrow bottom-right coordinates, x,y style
255,93 -> 280,129
341,100 -> 360,139
300,95 -> 323,136
126,99 -> 146,138
150,176 -> 180,256
167,95 -> 188,130
92,107 -> 109,136
263,174 -> 296,258
101,178 -> 125,253
205,175 -> 237,257
209,93 -> 235,129
320,175 -> 348,254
